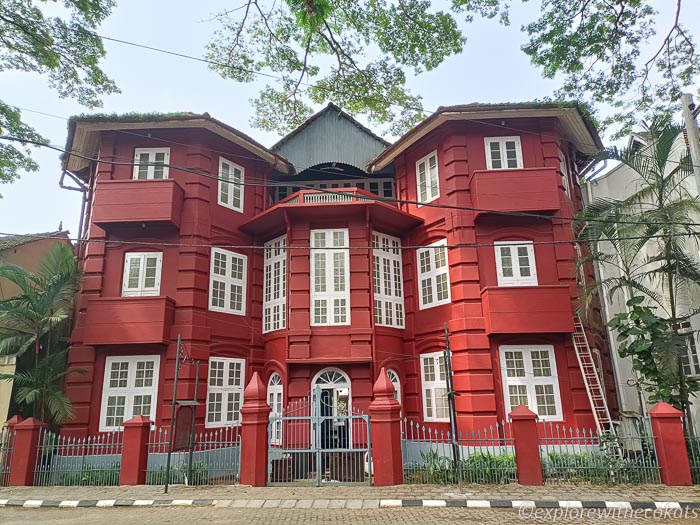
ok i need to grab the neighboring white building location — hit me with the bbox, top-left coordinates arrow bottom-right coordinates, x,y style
584,131 -> 700,431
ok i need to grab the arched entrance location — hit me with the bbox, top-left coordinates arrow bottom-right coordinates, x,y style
311,368 -> 351,449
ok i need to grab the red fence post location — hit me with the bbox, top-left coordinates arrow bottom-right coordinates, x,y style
648,402 -> 692,486
240,372 -> 270,487
368,367 -> 403,486
509,405 -> 543,486
8,417 -> 47,486
120,415 -> 153,486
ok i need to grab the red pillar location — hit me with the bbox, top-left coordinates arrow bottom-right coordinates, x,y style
368,367 -> 403,486
120,415 -> 152,486
240,371 -> 270,487
649,402 -> 692,486
509,405 -> 543,486
9,417 -> 47,486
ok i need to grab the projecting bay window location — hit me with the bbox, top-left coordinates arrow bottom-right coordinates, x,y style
206,357 -> 245,427
484,136 -> 523,170
494,241 -> 537,286
372,232 -> 404,328
416,239 -> 451,310
218,157 -> 244,213
499,345 -> 562,420
121,252 -> 162,297
263,235 -> 287,333
416,151 -> 439,204
420,352 -> 449,422
100,355 -> 160,432
133,148 -> 170,180
209,248 -> 247,315
310,229 -> 350,326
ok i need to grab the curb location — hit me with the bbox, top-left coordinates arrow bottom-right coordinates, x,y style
1,498 -> 699,510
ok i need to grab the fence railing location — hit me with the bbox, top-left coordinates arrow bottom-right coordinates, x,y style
538,419 -> 660,484
0,427 -> 16,486
401,419 -> 516,484
685,428 -> 700,484
33,428 -> 123,486
146,426 -> 241,486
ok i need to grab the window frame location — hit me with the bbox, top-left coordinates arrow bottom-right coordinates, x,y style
494,241 -> 538,287
416,151 -> 439,205
372,232 -> 405,328
205,357 -> 246,428
386,368 -> 402,404
484,136 -> 523,170
268,372 -> 284,445
416,239 -> 451,310
420,351 -> 449,422
121,252 -> 163,297
310,229 -> 350,326
218,157 -> 244,213
499,345 -> 562,421
99,355 -> 160,432
133,148 -> 170,180
679,322 -> 700,377
263,235 -> 287,333
209,248 -> 248,316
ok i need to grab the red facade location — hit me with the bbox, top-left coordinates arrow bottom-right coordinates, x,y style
62,105 -> 616,438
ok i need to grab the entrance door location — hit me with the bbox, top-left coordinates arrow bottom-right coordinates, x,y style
311,368 -> 351,449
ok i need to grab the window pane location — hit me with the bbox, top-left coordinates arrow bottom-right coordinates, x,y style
109,362 -> 129,388
489,142 -> 502,169
209,361 -> 224,387
382,258 -> 392,296
229,283 -> 243,311
211,280 -> 225,308
333,252 -> 345,292
424,389 -> 433,418
434,387 -> 449,418
314,299 -> 328,324
213,252 -> 227,276
508,385 -> 528,408
505,351 -> 525,377
137,153 -> 149,179
428,155 -> 438,197
135,361 -> 154,387
314,253 -> 326,292
374,299 -> 383,324
419,250 -> 431,274
105,396 -> 126,427
535,384 -> 557,416
418,162 -> 427,202
500,247 -> 513,277
434,246 -> 447,269
438,355 -> 446,381
333,298 -> 347,324
423,358 -> 435,381
436,273 -> 449,301
421,278 -> 433,305
127,257 -> 141,288
207,392 -> 222,422
517,246 -> 531,277
144,257 -> 158,288
531,350 -> 552,377
505,141 -> 518,168
373,255 -> 381,292
230,256 -> 244,280
132,395 -> 152,417
228,361 -> 242,387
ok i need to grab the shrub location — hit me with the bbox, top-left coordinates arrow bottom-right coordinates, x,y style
146,461 -> 209,485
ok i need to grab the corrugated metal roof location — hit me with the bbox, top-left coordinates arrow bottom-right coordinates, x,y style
0,231 -> 69,252
272,103 -> 388,173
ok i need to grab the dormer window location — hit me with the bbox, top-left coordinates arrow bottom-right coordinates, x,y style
484,137 -> 522,170
133,148 -> 170,180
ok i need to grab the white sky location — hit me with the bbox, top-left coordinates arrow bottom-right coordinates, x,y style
1,0 -> 697,235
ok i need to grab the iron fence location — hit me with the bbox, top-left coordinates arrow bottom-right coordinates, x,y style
33,428 -> 123,486
685,428 -> 700,484
146,426 -> 241,486
538,420 -> 660,484
401,419 -> 516,484
0,426 -> 16,486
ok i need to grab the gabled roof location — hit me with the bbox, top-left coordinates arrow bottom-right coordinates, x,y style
0,231 -> 69,252
369,102 -> 604,172
63,113 -> 293,178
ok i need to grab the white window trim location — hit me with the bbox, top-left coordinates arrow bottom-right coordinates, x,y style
420,351 -> 449,422
387,368 -> 402,404
121,252 -> 163,297
100,355 -> 160,432
494,241 -> 538,287
268,372 -> 283,445
372,232 -> 405,328
310,229 -> 350,326
205,357 -> 246,428
499,345 -> 563,421
484,136 -> 523,170
416,151 -> 439,205
209,248 -> 248,316
218,157 -> 244,213
263,235 -> 287,333
133,148 -> 170,180
417,239 -> 451,310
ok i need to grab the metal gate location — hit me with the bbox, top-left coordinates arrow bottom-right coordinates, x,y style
268,386 -> 371,486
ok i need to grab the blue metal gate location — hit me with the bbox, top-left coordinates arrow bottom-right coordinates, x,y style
268,386 -> 371,486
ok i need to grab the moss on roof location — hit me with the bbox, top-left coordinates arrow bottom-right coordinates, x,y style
68,111 -> 200,123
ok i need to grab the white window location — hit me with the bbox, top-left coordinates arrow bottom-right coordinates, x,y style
263,236 -> 287,333
387,369 -> 401,404
416,151 -> 439,204
218,157 -> 244,213
416,239 -> 451,310
499,345 -> 562,420
209,248 -> 247,315
372,232 -> 404,328
484,136 -> 523,170
680,322 -> 700,376
133,148 -> 170,180
420,352 -> 449,422
100,355 -> 160,431
268,373 -> 283,445
121,252 -> 162,297
310,229 -> 350,326
559,152 -> 570,196
206,357 -> 245,427
494,241 -> 537,286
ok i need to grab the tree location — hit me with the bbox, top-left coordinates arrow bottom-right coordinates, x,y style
576,122 -> 700,425
0,0 -> 118,190
207,0 -> 697,136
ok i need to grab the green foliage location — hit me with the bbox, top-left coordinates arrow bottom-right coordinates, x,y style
39,462 -> 121,487
404,450 -> 516,484
146,461 -> 210,486
541,451 -> 659,484
0,0 -> 118,187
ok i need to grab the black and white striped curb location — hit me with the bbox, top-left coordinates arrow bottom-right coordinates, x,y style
1,498 -> 699,509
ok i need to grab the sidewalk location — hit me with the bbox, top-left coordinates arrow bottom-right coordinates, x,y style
1,483 -> 699,509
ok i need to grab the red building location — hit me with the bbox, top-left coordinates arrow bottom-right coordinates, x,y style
61,103 -> 615,438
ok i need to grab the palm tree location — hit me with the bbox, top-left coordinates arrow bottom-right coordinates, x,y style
576,121 -> 700,425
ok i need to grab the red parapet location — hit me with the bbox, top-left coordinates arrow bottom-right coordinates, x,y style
648,403 -> 692,486
83,296 -> 175,346
481,285 -> 574,334
509,405 -> 543,486
240,372 -> 271,487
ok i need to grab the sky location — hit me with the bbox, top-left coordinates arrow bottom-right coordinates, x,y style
1,0 -> 698,236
